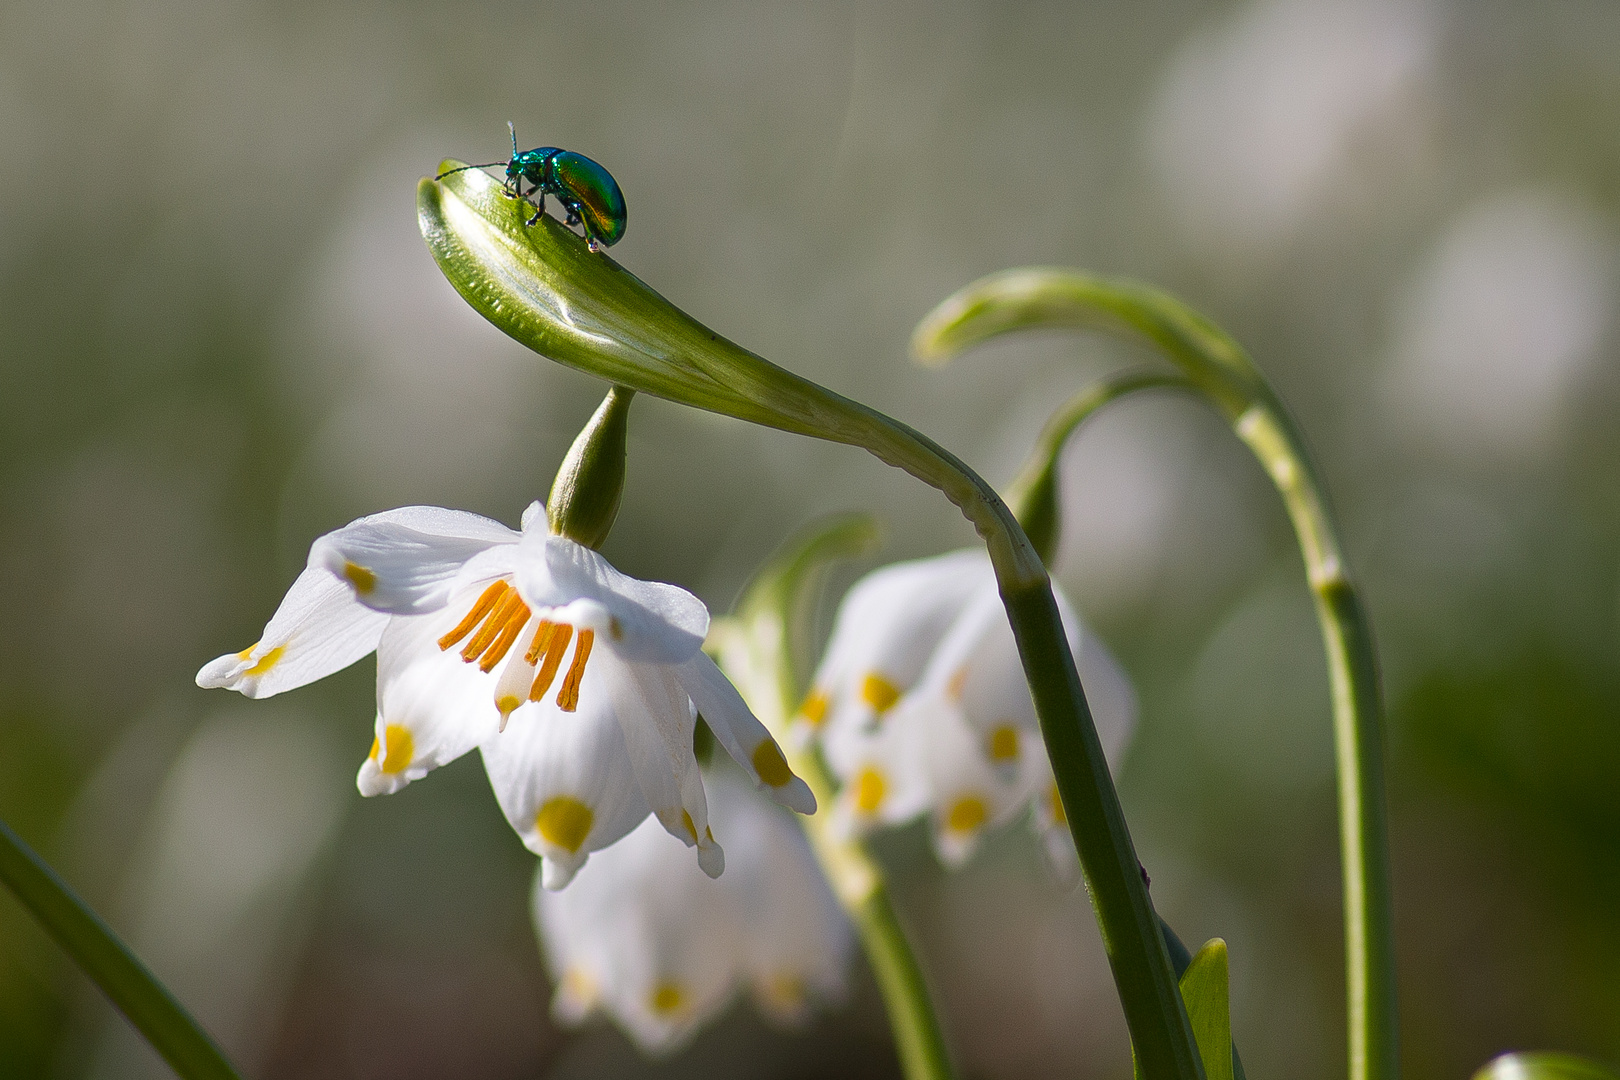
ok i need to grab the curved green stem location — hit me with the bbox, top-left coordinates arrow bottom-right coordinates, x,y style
1004,371 -> 1194,564
914,268 -> 1398,1080
0,819 -> 241,1080
419,171 -> 1205,1080
714,514 -> 953,1080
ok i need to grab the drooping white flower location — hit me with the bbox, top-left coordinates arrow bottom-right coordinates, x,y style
197,501 -> 813,888
796,548 -> 1135,878
535,765 -> 851,1054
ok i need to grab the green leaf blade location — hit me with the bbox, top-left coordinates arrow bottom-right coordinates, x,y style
1179,939 -> 1234,1080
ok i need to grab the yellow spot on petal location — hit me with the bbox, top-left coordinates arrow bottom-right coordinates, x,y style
608,616 -> 623,641
946,794 -> 988,834
1047,783 -> 1067,827
496,694 -> 523,718
760,972 -> 806,1013
236,640 -> 261,660
860,673 -> 901,714
369,724 -> 414,775
650,981 -> 686,1016
681,810 -> 698,842
343,560 -> 377,594
752,740 -> 793,787
243,645 -> 285,677
799,690 -> 829,726
946,666 -> 969,702
536,796 -> 594,853
853,767 -> 886,815
562,966 -> 597,1008
988,725 -> 1020,762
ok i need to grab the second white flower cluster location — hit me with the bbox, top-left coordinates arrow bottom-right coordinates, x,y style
797,548 -> 1136,885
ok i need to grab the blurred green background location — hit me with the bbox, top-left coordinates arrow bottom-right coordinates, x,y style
2,0 -> 1619,1076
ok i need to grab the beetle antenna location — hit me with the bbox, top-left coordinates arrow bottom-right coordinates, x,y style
508,120 -> 518,157
433,161 -> 508,181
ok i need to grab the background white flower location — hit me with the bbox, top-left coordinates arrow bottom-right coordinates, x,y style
805,549 -> 1136,876
535,765 -> 852,1054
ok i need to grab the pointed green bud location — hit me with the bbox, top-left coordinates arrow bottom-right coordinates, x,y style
548,386 -> 633,549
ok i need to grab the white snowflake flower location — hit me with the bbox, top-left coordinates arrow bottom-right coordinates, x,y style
197,501 -> 813,888
799,548 -> 1135,878
535,766 -> 851,1055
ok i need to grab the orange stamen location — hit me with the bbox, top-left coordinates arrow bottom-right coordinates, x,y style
556,629 -> 594,712
462,587 -> 524,663
438,580 -> 508,651
524,620 -> 557,664
478,599 -> 532,672
530,623 -> 574,701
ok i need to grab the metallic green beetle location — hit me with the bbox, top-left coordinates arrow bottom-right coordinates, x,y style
436,123 -> 627,251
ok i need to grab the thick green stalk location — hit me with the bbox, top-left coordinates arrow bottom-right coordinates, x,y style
914,268 -> 1398,1080
716,514 -> 954,1080
0,819 -> 241,1080
419,171 -> 1206,1080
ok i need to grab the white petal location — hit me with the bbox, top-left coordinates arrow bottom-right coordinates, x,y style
512,533 -> 709,663
532,815 -> 742,1054
805,549 -> 988,739
676,654 -> 815,815
601,652 -> 723,875
1073,617 -> 1139,771
479,656 -> 651,879
919,696 -> 1027,868
1024,744 -> 1082,888
196,565 -> 388,699
308,505 -> 518,615
1041,825 -> 1082,888
356,591 -> 507,795
824,701 -> 930,837
703,770 -> 851,1026
912,580 -> 1038,739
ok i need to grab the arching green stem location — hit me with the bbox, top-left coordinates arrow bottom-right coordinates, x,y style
420,168 -> 1205,1080
0,819 -> 242,1080
712,513 -> 954,1080
1004,371 -> 1194,564
913,268 -> 1398,1080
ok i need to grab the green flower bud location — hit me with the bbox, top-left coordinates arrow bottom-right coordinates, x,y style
548,386 -> 633,550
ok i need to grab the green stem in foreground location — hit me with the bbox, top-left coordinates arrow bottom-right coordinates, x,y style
714,514 -> 954,1080
914,268 -> 1398,1080
0,819 -> 241,1080
419,169 -> 1204,1080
